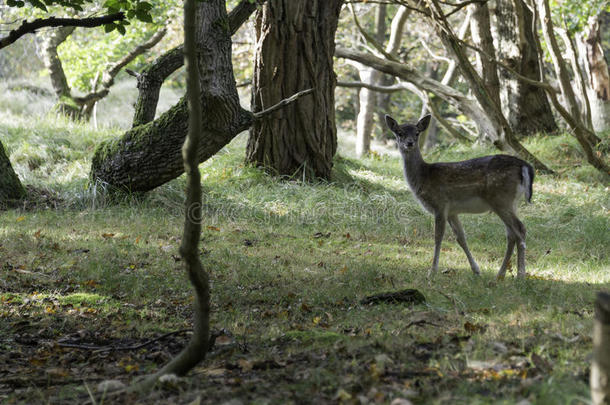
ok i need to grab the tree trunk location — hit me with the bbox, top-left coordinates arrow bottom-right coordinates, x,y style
578,14 -> 610,133
245,0 -> 343,180
490,0 -> 557,135
376,7 -> 410,139
423,0 -> 552,173
591,291 -> 610,405
42,26 -> 79,117
130,0 -> 263,128
355,4 -> 386,157
470,1 -> 501,110
0,141 -> 25,207
89,0 -> 253,192
535,0 -> 609,177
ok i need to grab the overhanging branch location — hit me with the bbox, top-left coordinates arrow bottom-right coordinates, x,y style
0,13 -> 125,50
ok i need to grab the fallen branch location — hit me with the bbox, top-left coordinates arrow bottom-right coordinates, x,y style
0,13 -> 125,50
360,289 -> 426,305
56,329 -> 192,352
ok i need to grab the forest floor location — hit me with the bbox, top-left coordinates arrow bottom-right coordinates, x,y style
1,92 -> 609,404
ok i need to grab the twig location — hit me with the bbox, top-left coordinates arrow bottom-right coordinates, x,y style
253,88 -> 314,119
56,329 -> 192,352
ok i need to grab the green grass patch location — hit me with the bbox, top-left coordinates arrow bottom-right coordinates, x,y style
1,111 -> 608,403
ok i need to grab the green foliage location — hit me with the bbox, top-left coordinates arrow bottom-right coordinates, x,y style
551,0 -> 610,33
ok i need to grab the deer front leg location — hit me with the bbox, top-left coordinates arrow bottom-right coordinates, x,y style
448,215 -> 480,275
429,213 -> 446,278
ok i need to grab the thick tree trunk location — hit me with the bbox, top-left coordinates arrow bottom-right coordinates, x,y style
579,14 -> 610,133
490,0 -> 557,135
245,0 -> 343,180
591,291 -> 610,405
90,0 -> 253,192
0,140 -> 25,207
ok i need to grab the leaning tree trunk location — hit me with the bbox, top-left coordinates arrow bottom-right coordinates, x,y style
89,2 -> 253,192
490,0 -> 557,135
578,14 -> 610,133
0,141 -> 25,207
245,0 -> 343,180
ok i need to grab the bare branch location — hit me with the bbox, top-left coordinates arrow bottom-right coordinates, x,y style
0,13 -> 124,50
253,88 -> 314,119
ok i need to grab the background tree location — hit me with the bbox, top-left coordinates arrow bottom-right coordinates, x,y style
489,0 -> 558,135
245,0 -> 344,180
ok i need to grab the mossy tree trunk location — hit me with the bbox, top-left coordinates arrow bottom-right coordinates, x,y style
89,0 -> 253,192
0,140 -> 25,207
245,0 -> 343,181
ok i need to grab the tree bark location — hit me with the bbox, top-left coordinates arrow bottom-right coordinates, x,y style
0,140 -> 25,207
470,1 -> 501,109
130,0 -> 262,127
578,14 -> 610,133
245,0 -> 343,181
89,0 -> 253,192
591,291 -> 610,405
490,0 -> 557,135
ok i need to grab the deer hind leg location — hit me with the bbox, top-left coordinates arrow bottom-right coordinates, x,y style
495,210 -> 527,279
496,227 -> 516,280
429,213 -> 446,278
448,215 -> 480,275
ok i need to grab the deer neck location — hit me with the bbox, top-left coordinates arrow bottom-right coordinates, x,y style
401,147 -> 427,192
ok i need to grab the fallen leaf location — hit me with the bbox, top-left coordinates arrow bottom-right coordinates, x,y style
207,226 -> 220,232
101,233 -> 115,239
238,358 -> 253,372
16,216 -> 25,222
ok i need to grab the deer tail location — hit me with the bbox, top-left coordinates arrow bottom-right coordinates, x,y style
521,164 -> 534,203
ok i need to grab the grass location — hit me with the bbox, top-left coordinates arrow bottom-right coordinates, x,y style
1,88 -> 609,404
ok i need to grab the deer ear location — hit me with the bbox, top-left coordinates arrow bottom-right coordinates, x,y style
385,115 -> 399,132
416,115 -> 431,132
